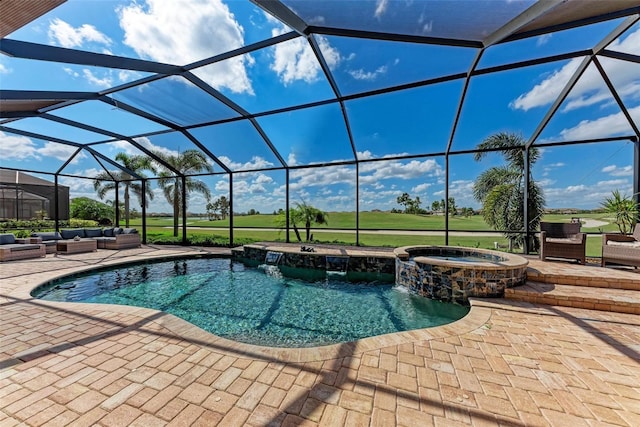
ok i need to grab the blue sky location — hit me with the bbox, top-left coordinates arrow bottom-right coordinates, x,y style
0,0 -> 638,215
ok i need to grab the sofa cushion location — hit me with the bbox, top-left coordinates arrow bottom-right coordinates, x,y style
9,244 -> 42,252
113,227 -> 123,235
606,240 -> 640,248
0,234 -> 16,245
84,228 -> 103,238
545,237 -> 582,244
103,228 -> 115,237
32,231 -> 62,241
60,229 -> 86,240
122,228 -> 138,234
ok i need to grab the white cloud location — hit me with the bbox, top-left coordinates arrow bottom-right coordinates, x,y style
106,140 -> 146,156
38,142 -> 84,162
375,0 -> 389,19
254,173 -> 273,184
0,132 -> 38,160
215,180 -> 229,192
348,65 -> 388,81
59,170 -> 101,194
541,177 -> 633,209
290,166 -> 355,190
510,58 -> 581,111
217,155 -> 275,171
118,69 -> 143,83
602,164 -> 634,176
82,69 -> 113,88
359,157 -> 444,185
0,63 -> 10,74
118,0 -> 253,94
0,132 -> 84,164
132,136 -> 179,158
511,27 -> 640,112
411,183 -> 431,193
555,105 -> 640,141
270,23 -> 339,85
48,18 -> 111,48
536,33 -> 552,47
63,67 -> 79,78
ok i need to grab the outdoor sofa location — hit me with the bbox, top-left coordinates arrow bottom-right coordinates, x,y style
0,233 -> 46,262
539,221 -> 587,265
601,223 -> 640,268
32,227 -> 141,251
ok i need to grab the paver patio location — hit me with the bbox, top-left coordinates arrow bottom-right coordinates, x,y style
1,245 -> 639,426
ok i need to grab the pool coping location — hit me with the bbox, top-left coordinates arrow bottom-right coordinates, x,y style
11,252 -> 493,364
394,245 -> 529,269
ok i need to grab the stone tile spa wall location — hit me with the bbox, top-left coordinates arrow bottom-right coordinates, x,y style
235,245 -> 396,276
394,246 -> 528,305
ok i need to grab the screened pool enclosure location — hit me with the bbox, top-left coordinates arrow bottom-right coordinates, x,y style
1,0 -> 639,251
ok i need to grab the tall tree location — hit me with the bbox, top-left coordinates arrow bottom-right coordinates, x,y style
153,150 -> 213,237
448,197 -> 457,216
472,132 -> 545,251
93,153 -> 155,227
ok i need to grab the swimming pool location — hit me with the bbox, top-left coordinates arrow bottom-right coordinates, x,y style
32,257 -> 469,348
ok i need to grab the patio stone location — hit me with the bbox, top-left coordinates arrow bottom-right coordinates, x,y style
1,245 -> 640,425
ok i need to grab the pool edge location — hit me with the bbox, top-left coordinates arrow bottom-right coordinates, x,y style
15,251 -> 493,364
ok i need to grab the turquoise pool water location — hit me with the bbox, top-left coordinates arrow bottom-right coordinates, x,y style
32,258 -> 469,348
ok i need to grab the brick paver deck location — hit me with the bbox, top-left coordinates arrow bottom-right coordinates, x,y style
1,246 -> 639,426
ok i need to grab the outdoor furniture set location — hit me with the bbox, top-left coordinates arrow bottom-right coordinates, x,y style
31,227 -> 141,254
539,221 -> 639,269
0,233 -> 46,262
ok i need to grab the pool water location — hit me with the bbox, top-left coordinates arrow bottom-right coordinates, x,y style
33,258 -> 469,348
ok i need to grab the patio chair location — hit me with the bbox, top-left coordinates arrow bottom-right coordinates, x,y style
601,223 -> 640,268
539,222 -> 586,264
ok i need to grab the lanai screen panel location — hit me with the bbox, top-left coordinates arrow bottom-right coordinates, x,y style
109,77 -> 241,127
281,0 -> 535,41
317,36 -> 476,96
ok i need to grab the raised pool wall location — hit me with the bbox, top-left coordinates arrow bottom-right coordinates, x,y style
233,245 -> 396,281
395,246 -> 528,304
234,244 -> 528,304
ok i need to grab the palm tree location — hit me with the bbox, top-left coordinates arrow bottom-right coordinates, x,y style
153,150 -> 213,237
601,190 -> 638,234
93,153 -> 155,227
275,201 -> 329,242
294,200 -> 329,242
472,132 -> 545,251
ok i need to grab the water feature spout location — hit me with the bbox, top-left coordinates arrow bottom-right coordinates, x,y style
265,251 -> 283,265
326,256 -> 349,274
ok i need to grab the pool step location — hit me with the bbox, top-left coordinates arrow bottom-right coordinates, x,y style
505,281 -> 640,315
526,263 -> 640,291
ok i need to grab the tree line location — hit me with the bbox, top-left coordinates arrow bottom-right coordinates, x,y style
395,193 -> 474,217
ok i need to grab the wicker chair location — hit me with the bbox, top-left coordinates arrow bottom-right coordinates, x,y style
539,222 -> 586,264
601,224 -> 640,268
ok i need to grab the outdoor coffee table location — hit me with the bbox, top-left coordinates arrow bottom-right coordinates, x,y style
56,239 -> 97,254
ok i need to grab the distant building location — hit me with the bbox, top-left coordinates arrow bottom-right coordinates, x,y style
0,169 -> 70,220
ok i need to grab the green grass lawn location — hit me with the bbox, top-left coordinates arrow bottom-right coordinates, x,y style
138,212 -> 522,231
143,217 -> 607,257
14,211 -> 611,257
136,211 -> 621,233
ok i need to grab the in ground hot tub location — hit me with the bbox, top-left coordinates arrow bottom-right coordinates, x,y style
394,246 -> 528,304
